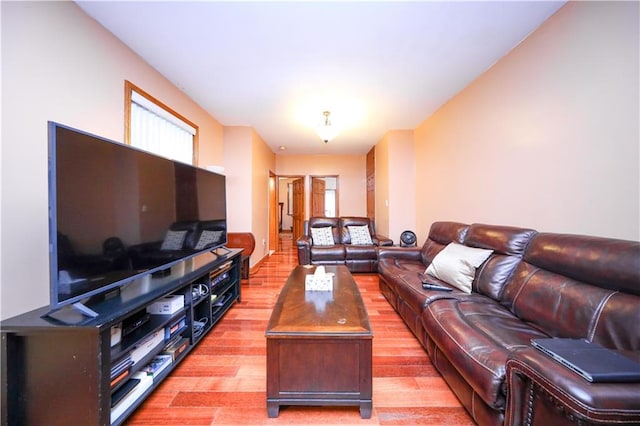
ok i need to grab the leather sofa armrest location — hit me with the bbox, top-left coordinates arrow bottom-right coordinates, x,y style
296,235 -> 312,265
377,246 -> 422,262
296,235 -> 312,248
373,235 -> 393,247
505,347 -> 640,426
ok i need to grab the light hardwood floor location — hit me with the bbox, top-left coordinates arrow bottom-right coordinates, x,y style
127,235 -> 473,425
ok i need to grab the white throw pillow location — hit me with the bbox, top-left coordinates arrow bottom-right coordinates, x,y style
348,225 -> 373,245
425,242 -> 493,293
160,230 -> 188,251
311,227 -> 335,246
194,230 -> 224,250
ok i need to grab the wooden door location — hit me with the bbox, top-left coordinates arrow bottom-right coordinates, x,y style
311,177 -> 326,217
292,178 -> 305,241
269,173 -> 278,253
366,147 -> 375,219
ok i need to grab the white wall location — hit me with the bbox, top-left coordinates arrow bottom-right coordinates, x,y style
223,127 -> 253,233
222,126 -> 276,265
413,1 -> 639,242
374,137 -> 390,239
375,130 -> 416,244
1,2 -> 225,319
387,131 -> 416,244
251,130 -> 276,260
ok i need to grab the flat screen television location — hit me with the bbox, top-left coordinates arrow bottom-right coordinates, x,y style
48,121 -> 227,316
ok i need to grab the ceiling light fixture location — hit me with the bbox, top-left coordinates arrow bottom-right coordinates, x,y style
316,111 -> 338,143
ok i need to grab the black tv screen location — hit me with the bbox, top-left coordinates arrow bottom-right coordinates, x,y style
48,121 -> 227,312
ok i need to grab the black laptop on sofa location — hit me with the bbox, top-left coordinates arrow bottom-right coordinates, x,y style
531,338 -> 640,383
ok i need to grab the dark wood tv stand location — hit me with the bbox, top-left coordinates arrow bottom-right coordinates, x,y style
1,249 -> 242,426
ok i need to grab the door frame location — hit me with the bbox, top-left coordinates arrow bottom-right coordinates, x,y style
275,175 -> 306,246
269,172 -> 278,254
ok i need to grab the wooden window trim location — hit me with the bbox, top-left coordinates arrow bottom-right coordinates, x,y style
124,80 -> 199,165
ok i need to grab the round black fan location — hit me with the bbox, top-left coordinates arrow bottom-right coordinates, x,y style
399,230 -> 417,247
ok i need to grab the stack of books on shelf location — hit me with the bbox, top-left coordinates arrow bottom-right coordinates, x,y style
141,354 -> 173,382
165,315 -> 187,340
211,270 -> 230,289
213,292 -> 232,308
110,354 -> 133,389
163,334 -> 189,361
130,329 -> 164,365
110,372 -> 152,423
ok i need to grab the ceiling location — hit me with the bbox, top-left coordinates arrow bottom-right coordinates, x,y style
76,1 -> 566,155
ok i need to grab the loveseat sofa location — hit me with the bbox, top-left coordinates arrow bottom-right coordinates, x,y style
378,221 -> 640,425
296,216 -> 393,273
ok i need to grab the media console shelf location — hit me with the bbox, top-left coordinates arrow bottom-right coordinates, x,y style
1,248 -> 242,426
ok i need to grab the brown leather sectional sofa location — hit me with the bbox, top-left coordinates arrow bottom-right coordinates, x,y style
377,221 -> 640,425
296,216 -> 393,273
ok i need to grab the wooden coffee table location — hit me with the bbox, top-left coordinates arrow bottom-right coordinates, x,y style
265,265 -> 373,418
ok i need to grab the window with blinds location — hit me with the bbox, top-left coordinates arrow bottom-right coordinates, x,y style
125,81 -> 198,165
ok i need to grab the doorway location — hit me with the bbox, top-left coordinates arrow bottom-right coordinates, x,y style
277,176 -> 305,243
269,172 -> 277,254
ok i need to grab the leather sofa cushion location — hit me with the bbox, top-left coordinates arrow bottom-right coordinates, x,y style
308,217 -> 341,244
344,245 -> 377,260
592,292 -> 640,350
426,221 -> 469,245
523,233 -> 640,296
393,271 -> 458,315
473,255 -> 523,301
378,255 -> 424,290
340,216 -> 374,244
347,225 -> 373,245
503,261 -> 640,350
310,226 -> 335,246
464,223 -> 536,257
501,233 -> 640,350
422,297 -> 548,410
310,245 -> 345,261
463,224 -> 536,300
420,222 -> 469,266
346,259 -> 377,273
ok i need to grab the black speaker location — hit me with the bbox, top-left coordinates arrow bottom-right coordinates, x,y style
400,230 -> 417,247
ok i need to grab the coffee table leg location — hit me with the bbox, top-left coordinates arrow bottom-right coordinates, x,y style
267,401 -> 279,418
360,401 -> 372,419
